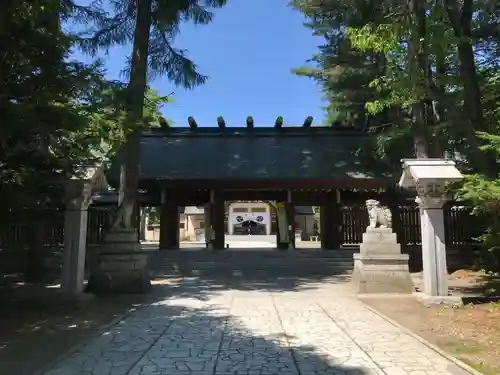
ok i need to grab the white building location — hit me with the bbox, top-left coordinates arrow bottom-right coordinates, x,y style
227,202 -> 271,235
144,202 -> 317,242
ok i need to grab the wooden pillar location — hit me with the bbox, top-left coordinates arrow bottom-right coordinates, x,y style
159,190 -> 179,250
321,190 -> 342,250
285,202 -> 296,249
212,191 -> 225,249
274,204 -> 282,248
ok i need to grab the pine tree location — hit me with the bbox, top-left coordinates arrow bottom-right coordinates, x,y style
72,0 -> 227,230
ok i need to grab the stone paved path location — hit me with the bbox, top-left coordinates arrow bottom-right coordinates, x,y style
41,278 -> 471,375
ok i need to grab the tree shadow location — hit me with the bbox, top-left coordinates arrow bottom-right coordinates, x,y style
459,272 -> 500,304
147,247 -> 354,301
37,282 -> 377,375
0,275 -> 149,375
150,274 -> 351,302
0,247 -> 360,375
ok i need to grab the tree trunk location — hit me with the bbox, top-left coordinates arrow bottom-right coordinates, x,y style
445,0 -> 492,175
407,0 -> 430,158
111,0 -> 152,230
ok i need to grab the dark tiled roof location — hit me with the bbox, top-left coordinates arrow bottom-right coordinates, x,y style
108,127 -> 389,182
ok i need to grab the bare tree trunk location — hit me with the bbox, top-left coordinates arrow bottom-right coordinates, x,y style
407,0 -> 430,158
445,0 -> 492,175
111,0 -> 152,230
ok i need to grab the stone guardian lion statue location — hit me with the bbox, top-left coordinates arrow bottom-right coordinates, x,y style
365,199 -> 392,229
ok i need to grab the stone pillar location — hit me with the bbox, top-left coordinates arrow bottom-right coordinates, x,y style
159,199 -> 179,250
321,190 -> 341,249
417,196 -> 448,296
212,194 -> 225,249
227,204 -> 234,235
398,159 -> 463,301
61,198 -> 88,299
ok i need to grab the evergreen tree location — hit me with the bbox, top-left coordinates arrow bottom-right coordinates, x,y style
72,0 -> 226,230
292,0 -> 500,269
0,0 -> 111,279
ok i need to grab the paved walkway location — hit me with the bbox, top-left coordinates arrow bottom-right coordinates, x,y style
41,278 -> 471,375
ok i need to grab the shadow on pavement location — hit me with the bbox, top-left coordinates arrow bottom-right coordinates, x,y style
147,247 -> 354,300
39,281 -> 375,375
0,247 -> 357,375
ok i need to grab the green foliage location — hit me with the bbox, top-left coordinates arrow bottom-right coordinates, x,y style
292,0 -> 500,164
293,0 -> 500,268
0,0 -> 109,220
0,1 -> 175,222
457,132 -> 500,271
76,86 -> 172,163
73,0 -> 227,90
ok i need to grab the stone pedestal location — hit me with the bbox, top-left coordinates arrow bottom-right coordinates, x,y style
86,229 -> 151,294
352,228 -> 413,294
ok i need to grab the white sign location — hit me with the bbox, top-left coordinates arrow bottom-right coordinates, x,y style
230,212 -> 270,225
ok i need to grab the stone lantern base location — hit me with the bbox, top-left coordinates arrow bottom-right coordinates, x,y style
351,228 -> 414,294
86,229 -> 152,294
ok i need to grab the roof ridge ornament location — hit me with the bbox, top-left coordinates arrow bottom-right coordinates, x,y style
303,116 -> 313,128
217,116 -> 226,130
158,116 -> 170,129
246,116 -> 254,129
274,116 -> 283,128
188,116 -> 198,130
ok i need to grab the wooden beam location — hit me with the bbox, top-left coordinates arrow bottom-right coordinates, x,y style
139,178 -> 390,190
218,190 -> 286,202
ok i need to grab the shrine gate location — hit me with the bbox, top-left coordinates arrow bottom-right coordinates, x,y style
107,121 -> 391,250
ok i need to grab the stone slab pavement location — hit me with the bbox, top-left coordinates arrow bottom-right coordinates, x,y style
40,278 -> 472,375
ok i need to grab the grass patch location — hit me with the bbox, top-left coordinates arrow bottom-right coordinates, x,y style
440,340 -> 482,355
459,357 -> 498,375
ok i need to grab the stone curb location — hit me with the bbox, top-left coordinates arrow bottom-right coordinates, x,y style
32,299 -> 140,375
361,301 -> 484,375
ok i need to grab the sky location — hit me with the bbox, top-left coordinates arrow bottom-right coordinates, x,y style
71,0 -> 325,127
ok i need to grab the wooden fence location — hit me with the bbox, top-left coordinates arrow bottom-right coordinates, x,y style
341,204 -> 483,246
0,208 -> 109,248
0,204 -> 484,249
